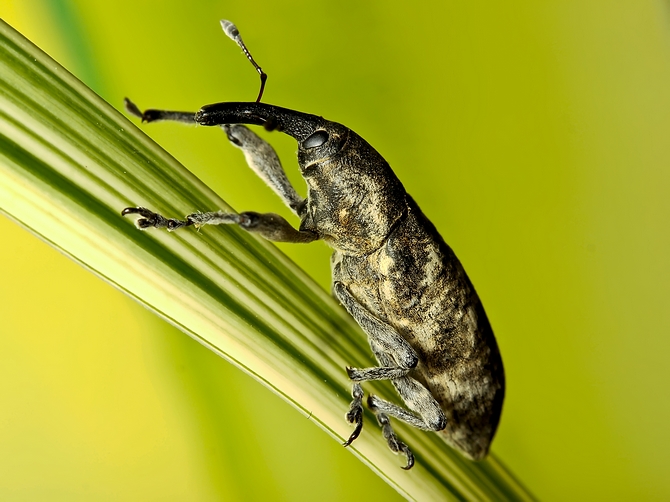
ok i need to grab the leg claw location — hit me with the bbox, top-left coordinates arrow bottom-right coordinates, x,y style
343,383 -> 364,447
376,411 -> 415,470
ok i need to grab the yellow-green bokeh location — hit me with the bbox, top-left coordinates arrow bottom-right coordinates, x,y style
2,1 -> 670,500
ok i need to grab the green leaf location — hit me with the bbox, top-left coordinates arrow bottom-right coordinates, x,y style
0,19 -> 534,501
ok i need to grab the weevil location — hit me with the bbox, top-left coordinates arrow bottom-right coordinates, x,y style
122,20 -> 504,469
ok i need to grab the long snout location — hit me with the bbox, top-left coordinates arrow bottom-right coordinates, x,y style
195,102 -> 325,142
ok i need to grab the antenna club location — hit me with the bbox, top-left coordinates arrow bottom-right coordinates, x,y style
220,19 -> 239,40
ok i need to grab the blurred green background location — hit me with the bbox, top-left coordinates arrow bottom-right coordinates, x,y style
2,1 -> 670,500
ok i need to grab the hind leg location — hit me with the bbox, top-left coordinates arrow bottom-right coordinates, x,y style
334,282 -> 446,469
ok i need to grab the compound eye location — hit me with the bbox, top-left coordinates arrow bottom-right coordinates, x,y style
302,130 -> 329,149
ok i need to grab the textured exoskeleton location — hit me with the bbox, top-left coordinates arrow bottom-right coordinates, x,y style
123,100 -> 505,469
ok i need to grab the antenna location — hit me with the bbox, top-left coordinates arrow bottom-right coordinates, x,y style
220,20 -> 268,103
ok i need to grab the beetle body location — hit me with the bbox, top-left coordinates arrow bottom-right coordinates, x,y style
281,110 -> 505,459
123,22 -> 504,468
332,196 -> 504,460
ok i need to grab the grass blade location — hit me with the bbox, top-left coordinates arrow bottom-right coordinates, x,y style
0,19 -> 534,501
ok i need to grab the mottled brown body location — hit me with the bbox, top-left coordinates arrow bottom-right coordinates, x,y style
123,19 -> 504,465
295,122 -> 504,459
124,98 -> 505,467
332,196 -> 504,459
124,98 -> 505,466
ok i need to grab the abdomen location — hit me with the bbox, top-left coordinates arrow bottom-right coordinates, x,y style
333,197 -> 504,459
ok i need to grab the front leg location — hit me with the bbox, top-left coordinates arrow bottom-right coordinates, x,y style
125,100 -> 306,215
122,207 -> 318,243
223,124 -> 304,214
